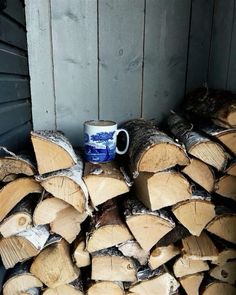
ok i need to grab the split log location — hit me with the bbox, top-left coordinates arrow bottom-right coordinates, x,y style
0,196 -> 35,237
148,244 -> 180,270
38,160 -> 89,213
197,120 -> 236,155
83,162 -> 129,207
0,225 -> 49,269
86,199 -> 132,252
173,256 -> 209,278
179,273 -> 204,295
31,130 -> 77,174
3,261 -> 43,295
212,248 -> 236,265
0,153 -> 35,181
73,235 -> 91,268
124,197 -> 175,251
210,260 -> 236,284
182,157 -> 215,192
34,196 -> 87,243
122,119 -> 190,175
167,113 -> 228,171
184,87 -> 236,128
129,266 -> 179,295
134,170 -> 191,210
0,177 -> 42,222
155,224 -> 190,247
215,175 -> 236,202
172,191 -> 215,236
118,240 -> 149,265
30,239 -> 80,288
87,281 -> 124,295
42,277 -> 83,295
182,231 -> 218,261
202,281 -> 236,295
206,207 -> 236,244
91,247 -> 137,282
225,159 -> 236,176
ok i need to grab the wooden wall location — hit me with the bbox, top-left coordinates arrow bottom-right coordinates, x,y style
0,0 -> 31,151
25,0 -> 236,145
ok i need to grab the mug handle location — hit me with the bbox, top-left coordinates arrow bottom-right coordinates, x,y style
115,129 -> 129,155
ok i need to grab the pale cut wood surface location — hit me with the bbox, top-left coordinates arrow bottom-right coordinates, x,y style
25,0 -> 56,130
99,0 -> 144,121
202,282 -> 236,295
179,273 -> 204,295
142,0 -> 191,119
173,256 -> 209,278
50,0 -> 98,145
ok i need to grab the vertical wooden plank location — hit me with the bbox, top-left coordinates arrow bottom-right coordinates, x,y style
208,0 -> 235,89
50,0 -> 98,145
227,2 -> 236,92
25,0 -> 56,130
142,0 -> 191,120
99,0 -> 144,122
186,0 -> 214,92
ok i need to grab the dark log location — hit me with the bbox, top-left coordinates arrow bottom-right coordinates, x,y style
167,113 -> 228,171
121,119 -> 190,175
184,87 -> 236,128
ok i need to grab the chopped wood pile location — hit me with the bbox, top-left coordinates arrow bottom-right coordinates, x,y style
0,87 -> 236,295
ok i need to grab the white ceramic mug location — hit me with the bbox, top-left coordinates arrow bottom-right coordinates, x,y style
84,120 -> 129,163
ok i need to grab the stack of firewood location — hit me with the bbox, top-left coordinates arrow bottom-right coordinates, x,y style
0,88 -> 235,295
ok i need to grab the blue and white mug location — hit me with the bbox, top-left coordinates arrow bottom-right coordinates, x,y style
84,120 -> 129,163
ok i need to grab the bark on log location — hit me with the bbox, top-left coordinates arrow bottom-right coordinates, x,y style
83,162 -> 130,207
182,231 -> 218,261
0,225 -> 49,269
0,196 -> 36,237
182,157 -> 215,192
38,160 -> 89,214
3,261 -> 43,295
179,273 -> 204,295
0,152 -> 35,181
121,119 -> 190,175
167,113 -> 228,171
31,130 -> 77,174
184,87 -> 236,128
21,288 -> 41,295
118,240 -> 149,265
134,170 -> 191,210
30,239 -> 80,288
91,247 -> 138,282
123,197 -> 175,251
86,199 -> 132,252
172,191 -> 215,236
0,177 -> 42,222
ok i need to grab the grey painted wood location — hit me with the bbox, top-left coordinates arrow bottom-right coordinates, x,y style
0,100 -> 31,135
3,0 -> 26,26
186,0 -> 214,93
25,0 -> 56,130
0,47 -> 28,75
0,15 -> 27,50
50,0 -> 98,145
99,0 -> 144,122
0,77 -> 30,103
227,2 -> 236,92
142,0 -> 191,120
208,0 -> 235,89
0,122 -> 31,151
